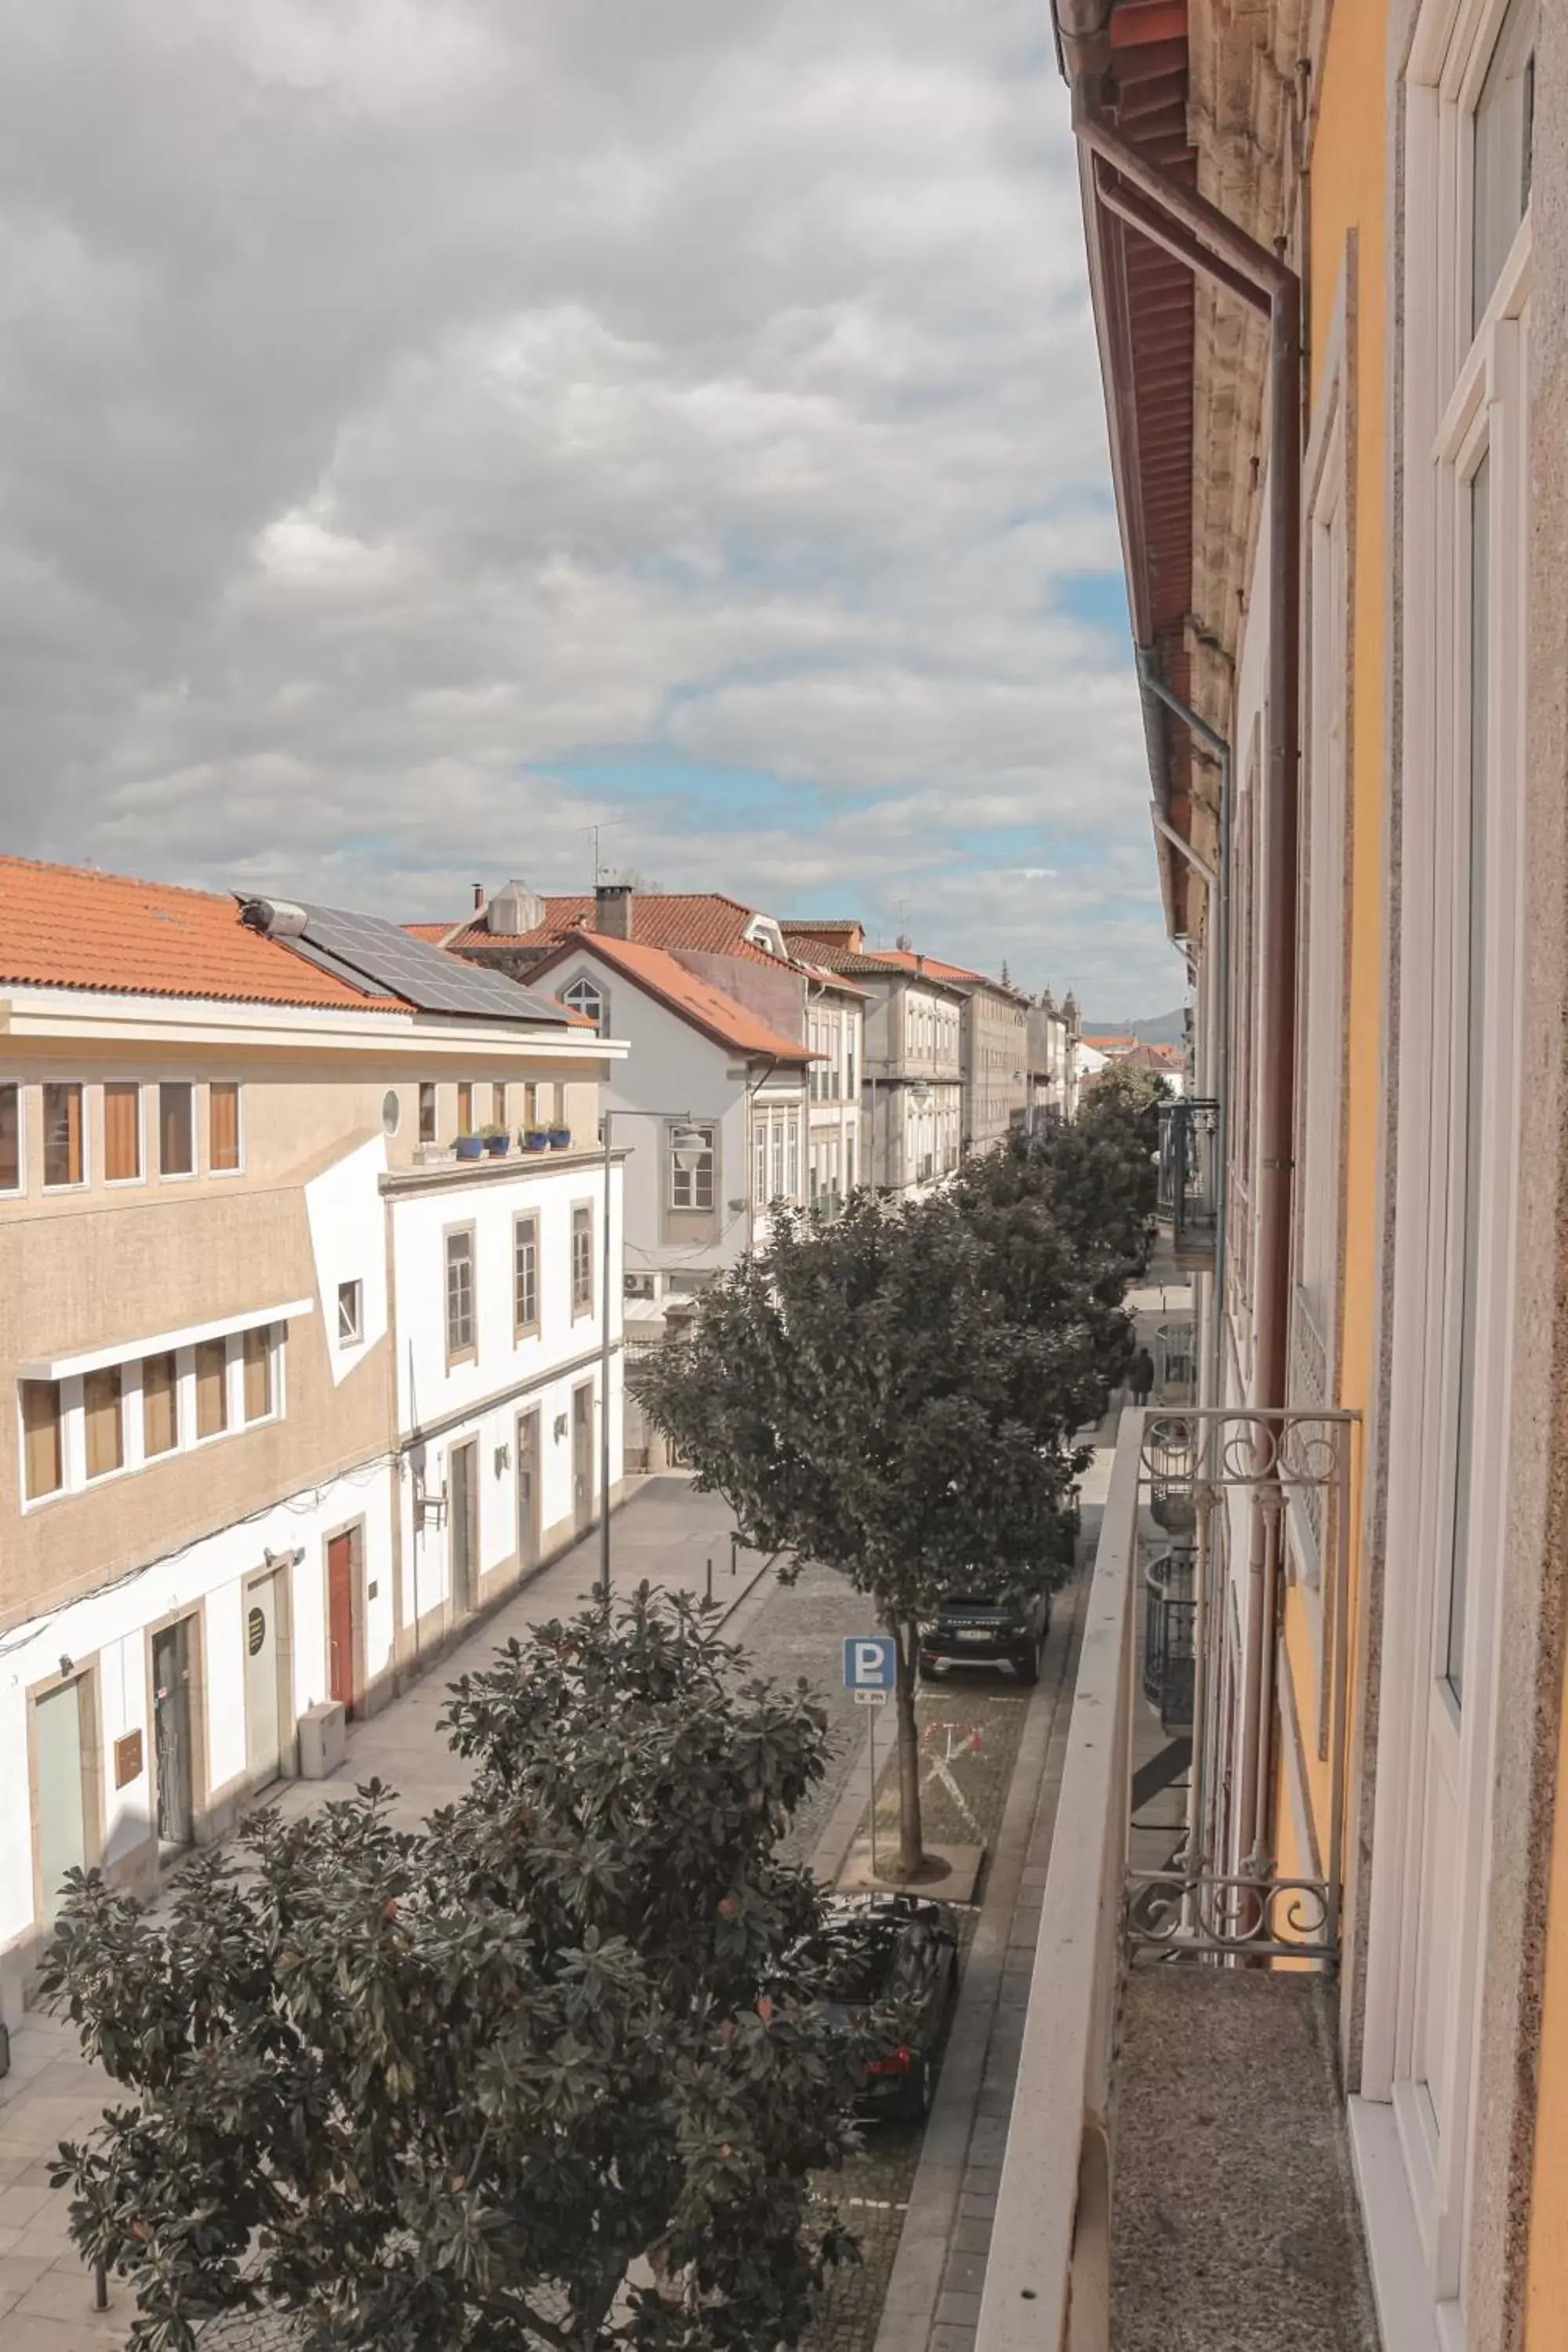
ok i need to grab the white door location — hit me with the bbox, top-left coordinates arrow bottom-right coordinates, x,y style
1367,2 -> 1533,2321
35,1679 -> 88,1926
245,1570 -> 285,1791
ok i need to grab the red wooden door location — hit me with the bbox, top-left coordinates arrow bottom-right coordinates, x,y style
327,1534 -> 354,1711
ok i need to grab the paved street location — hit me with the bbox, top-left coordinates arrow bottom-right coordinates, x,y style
0,1479 -> 761,2350
0,1475 -> 1086,2352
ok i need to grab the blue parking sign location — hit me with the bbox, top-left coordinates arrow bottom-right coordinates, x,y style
843,1635 -> 897,1693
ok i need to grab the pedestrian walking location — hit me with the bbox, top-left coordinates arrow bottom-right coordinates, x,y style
1127,1346 -> 1156,1407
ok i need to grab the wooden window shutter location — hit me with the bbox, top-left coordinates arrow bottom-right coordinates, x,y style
84,1366 -> 124,1478
104,1083 -> 140,1181
195,1338 -> 228,1437
143,1352 -> 179,1456
209,1083 -> 241,1172
22,1381 -> 63,1498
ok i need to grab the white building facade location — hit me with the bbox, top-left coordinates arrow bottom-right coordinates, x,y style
0,865 -> 620,2024
803,971 -> 865,1216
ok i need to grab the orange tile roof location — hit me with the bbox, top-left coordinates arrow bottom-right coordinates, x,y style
412,894 -> 782,964
530,932 -> 811,1062
0,855 -> 401,1012
776,934 -> 973,992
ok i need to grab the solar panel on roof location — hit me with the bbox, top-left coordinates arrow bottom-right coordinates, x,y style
293,902 -> 574,1025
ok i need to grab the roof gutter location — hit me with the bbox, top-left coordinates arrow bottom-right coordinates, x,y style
1061,60 -> 1301,1436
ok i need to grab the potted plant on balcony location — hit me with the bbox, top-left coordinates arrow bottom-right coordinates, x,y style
478,1123 -> 510,1159
520,1127 -> 550,1152
548,1123 -> 573,1149
454,1131 -> 484,1161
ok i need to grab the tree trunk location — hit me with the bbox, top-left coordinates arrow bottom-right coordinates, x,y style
891,1615 -> 925,1878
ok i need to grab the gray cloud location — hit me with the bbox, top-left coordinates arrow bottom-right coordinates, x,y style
0,0 -> 1181,1009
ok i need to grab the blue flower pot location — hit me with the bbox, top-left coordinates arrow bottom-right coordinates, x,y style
485,1134 -> 510,1157
455,1135 -> 483,1160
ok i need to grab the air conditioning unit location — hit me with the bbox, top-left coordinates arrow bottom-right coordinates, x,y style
624,1272 -> 656,1300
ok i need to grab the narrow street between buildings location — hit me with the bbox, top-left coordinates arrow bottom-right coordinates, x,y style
0,1472 -> 1091,2352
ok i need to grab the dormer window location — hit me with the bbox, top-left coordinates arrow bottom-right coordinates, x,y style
561,975 -> 606,1033
745,915 -> 786,959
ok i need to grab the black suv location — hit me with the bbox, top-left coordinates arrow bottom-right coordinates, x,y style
919,1584 -> 1052,1684
789,1893 -> 959,2122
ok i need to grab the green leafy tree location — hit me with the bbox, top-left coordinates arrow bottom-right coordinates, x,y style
956,1066 -> 1164,1314
633,1197 -> 1091,1878
41,1592 -> 869,2352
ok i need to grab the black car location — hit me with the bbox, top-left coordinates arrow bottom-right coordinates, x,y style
919,1584 -> 1052,1684
792,1894 -> 959,2122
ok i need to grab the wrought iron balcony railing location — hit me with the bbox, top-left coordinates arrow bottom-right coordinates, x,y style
1142,1546 -> 1196,1728
1156,1096 -> 1219,1269
975,1405 -> 1359,2352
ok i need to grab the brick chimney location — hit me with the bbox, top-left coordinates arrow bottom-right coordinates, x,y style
472,883 -> 486,910
593,881 -> 633,939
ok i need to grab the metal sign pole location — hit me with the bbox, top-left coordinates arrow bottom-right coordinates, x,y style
869,1700 -> 877,1879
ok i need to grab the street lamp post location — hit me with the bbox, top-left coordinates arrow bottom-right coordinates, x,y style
597,1105 -> 709,1601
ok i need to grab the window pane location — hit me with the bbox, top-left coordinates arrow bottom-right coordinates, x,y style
243,1325 -> 274,1421
562,978 -> 604,1033
446,1231 -> 474,1354
1472,0 -> 1535,334
337,1282 -> 361,1344
209,1083 -> 241,1172
195,1338 -> 228,1437
492,1083 -> 508,1129
104,1083 -> 141,1181
419,1083 -> 437,1144
1447,452 -> 1490,1702
23,1381 -> 63,1498
143,1352 -> 178,1455
0,1083 -> 19,1191
514,1217 -> 539,1333
160,1083 -> 194,1176
572,1207 -> 593,1312
43,1083 -> 83,1186
457,1083 -> 474,1135
84,1365 -> 124,1479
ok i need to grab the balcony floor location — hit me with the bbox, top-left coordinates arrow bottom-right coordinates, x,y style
1112,1969 -> 1380,2352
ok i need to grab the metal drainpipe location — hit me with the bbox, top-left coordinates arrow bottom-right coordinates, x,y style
1058,58 -> 1302,1885
1138,652 -> 1232,1917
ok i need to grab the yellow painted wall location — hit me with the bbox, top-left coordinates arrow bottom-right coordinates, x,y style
1274,0 -> 1388,1898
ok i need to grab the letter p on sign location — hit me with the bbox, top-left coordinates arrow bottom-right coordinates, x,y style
843,1635 -> 897,1692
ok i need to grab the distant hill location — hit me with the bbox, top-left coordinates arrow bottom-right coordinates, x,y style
1081,1007 -> 1186,1045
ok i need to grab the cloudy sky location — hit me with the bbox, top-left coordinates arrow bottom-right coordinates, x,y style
2,0 -> 1182,1011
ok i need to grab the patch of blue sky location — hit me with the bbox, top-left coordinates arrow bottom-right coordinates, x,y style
538,745 -> 851,833
1057,570 -> 1131,638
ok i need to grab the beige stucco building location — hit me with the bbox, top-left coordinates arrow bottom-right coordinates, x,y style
0,858 -> 622,2024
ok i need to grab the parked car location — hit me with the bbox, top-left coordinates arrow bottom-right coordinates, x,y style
919,1583 -> 1052,1684
789,1893 -> 959,2122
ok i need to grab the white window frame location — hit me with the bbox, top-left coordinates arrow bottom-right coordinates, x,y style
41,1079 -> 89,1193
206,1079 -> 245,1178
337,1279 -> 365,1346
667,1120 -> 716,1213
0,1076 -> 21,1197
560,974 -> 607,1034
1360,0 -> 1532,2328
101,1080 -> 146,1189
156,1079 -> 197,1183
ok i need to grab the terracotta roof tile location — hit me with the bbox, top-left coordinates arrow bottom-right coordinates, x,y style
412,893 -> 782,964
0,855 -> 401,1012
531,932 -> 811,1062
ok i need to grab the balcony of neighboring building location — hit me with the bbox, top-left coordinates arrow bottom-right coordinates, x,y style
972,1410 -> 1379,2352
